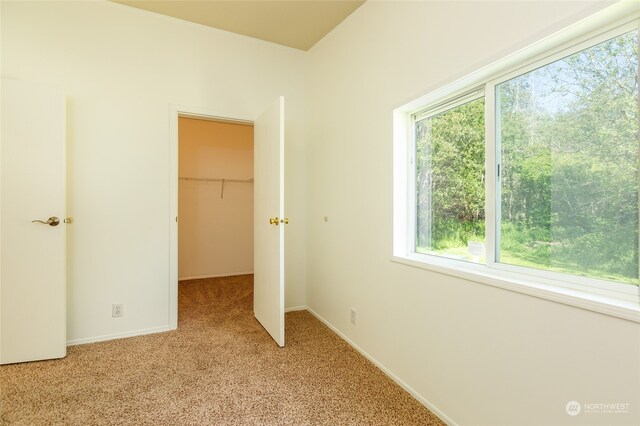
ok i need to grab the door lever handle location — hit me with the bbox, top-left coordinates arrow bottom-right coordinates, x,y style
32,216 -> 60,227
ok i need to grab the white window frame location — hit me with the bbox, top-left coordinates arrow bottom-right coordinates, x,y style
392,1 -> 640,322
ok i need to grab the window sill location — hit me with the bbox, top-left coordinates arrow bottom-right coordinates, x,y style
391,254 -> 640,324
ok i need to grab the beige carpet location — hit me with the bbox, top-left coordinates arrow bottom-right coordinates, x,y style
0,275 -> 443,425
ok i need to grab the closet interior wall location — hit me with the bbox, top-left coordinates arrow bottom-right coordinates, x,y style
178,117 -> 254,280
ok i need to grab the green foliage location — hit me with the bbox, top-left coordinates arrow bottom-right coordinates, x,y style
416,98 -> 485,249
431,219 -> 484,251
499,30 -> 639,282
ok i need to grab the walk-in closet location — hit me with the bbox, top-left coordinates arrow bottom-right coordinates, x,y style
178,117 -> 254,281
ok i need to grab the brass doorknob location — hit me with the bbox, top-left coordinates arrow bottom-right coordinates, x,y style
281,218 -> 289,224
32,216 -> 60,227
269,217 -> 279,225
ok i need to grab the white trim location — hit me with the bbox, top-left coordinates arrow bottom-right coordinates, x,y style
279,97 -> 286,347
178,112 -> 253,126
305,307 -> 457,426
284,305 -> 307,313
392,255 -> 640,323
67,325 -> 174,346
178,271 -> 254,281
413,87 -> 484,121
485,79 -> 498,266
393,107 -> 414,257
169,104 -> 255,331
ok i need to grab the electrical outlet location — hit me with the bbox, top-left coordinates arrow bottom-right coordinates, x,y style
112,304 -> 124,318
350,308 -> 357,325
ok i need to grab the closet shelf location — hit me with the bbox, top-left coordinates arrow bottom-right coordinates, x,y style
179,177 -> 254,183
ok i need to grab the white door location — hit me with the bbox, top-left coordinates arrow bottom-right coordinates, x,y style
0,79 -> 67,364
253,96 -> 285,347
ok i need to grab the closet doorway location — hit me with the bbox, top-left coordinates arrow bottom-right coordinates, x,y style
177,116 -> 254,322
171,97 -> 286,347
178,117 -> 254,280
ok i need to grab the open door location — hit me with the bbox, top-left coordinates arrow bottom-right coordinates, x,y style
253,96 -> 285,347
0,80 -> 67,364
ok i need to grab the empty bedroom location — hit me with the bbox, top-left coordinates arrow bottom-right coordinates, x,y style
1,1 -> 639,425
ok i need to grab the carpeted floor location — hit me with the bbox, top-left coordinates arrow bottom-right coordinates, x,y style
0,275 -> 443,425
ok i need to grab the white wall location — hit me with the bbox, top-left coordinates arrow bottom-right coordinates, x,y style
0,0 -> 307,343
307,1 -> 640,425
178,118 -> 254,279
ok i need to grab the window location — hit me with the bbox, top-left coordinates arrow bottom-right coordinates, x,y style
394,3 -> 640,310
414,93 -> 486,263
495,29 -> 639,285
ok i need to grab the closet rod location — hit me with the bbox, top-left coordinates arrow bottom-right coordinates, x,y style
178,177 -> 254,183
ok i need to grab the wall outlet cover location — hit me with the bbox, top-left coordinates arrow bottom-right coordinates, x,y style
112,304 -> 124,318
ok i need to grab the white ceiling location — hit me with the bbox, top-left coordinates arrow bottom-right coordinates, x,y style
113,0 -> 366,51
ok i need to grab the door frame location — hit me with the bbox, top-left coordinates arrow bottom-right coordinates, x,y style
169,104 -> 253,329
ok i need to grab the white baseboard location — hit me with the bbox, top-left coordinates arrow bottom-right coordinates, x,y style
67,325 -> 175,346
179,271 -> 254,281
305,306 -> 456,426
67,307 -> 306,345
285,305 -> 307,312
